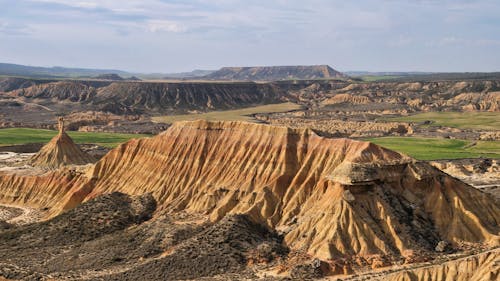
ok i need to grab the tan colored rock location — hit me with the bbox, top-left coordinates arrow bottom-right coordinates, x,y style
29,117 -> 95,169
321,93 -> 371,105
0,121 -> 498,261
267,118 -> 412,138
382,249 -> 499,281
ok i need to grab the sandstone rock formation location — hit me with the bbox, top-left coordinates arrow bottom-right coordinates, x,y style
321,93 -> 371,105
265,117 -> 413,138
1,121 -> 497,263
289,80 -> 500,113
7,81 -> 288,115
2,78 -> 499,137
29,117 -> 95,169
11,81 -> 98,102
379,249 -> 499,281
450,92 -> 500,112
93,81 -> 287,114
0,77 -> 48,93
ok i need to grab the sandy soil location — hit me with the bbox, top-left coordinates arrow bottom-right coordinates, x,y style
0,204 -> 45,225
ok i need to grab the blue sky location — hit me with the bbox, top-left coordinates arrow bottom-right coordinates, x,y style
1,0 -> 499,73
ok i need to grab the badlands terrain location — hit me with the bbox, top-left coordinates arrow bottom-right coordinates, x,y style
0,66 -> 499,280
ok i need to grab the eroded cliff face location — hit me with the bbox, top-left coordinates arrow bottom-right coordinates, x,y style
0,168 -> 86,209
11,81 -> 98,102
292,80 -> 500,112
0,77 -> 51,93
380,249 -> 499,281
93,82 -> 287,114
0,121 -> 498,261
5,81 -> 288,115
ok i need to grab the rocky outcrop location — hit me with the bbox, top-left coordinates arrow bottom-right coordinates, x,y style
288,80 -> 500,112
321,93 -> 371,105
11,81 -> 97,102
29,118 -> 95,169
6,81 -> 288,115
265,118 -> 413,138
450,92 -> 500,111
0,121 -> 498,261
0,77 -> 50,93
333,81 -> 500,112
380,249 -> 499,281
92,82 -> 287,114
203,65 -> 347,81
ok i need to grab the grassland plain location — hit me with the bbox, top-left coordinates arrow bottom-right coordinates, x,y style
366,136 -> 500,160
151,102 -> 303,123
383,111 -> 500,131
0,128 -> 150,148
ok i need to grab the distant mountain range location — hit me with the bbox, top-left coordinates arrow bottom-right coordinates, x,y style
1,62 -> 498,82
0,62 -> 348,81
0,63 -> 131,78
162,69 -> 215,79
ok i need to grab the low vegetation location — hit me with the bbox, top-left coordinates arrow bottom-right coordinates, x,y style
383,111 -> 500,130
360,75 -> 403,81
366,136 -> 500,160
152,102 -> 303,123
0,128 -> 149,148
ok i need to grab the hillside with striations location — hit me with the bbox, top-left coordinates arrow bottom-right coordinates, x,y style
4,81 -> 287,115
0,121 -> 498,265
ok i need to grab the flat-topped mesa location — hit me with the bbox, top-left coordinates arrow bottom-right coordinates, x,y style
204,65 -> 348,81
29,117 -> 95,169
1,120 -> 498,261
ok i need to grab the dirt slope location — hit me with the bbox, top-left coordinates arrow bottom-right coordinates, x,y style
371,249 -> 499,281
0,192 -> 286,280
0,121 -> 498,261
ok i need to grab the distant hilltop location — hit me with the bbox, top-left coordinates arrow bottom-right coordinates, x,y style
93,73 -> 125,81
203,65 -> 347,81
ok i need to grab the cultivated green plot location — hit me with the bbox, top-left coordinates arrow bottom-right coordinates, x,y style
0,128 -> 150,148
360,75 -> 403,82
152,102 -> 303,123
365,136 -> 500,160
384,111 -> 500,131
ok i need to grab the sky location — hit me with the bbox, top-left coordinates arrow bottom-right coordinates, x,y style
0,0 -> 499,73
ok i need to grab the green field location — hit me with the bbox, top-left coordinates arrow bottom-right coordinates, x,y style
360,75 -> 403,82
0,128 -> 150,148
384,111 -> 500,131
366,137 -> 500,160
152,102 -> 303,123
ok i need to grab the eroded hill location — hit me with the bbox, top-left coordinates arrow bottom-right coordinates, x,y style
1,77 -> 499,139
0,122 -> 498,274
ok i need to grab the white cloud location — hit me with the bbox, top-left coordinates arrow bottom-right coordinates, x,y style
388,35 -> 415,47
146,20 -> 186,33
426,36 -> 500,47
0,20 -> 33,36
6,0 -> 499,72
